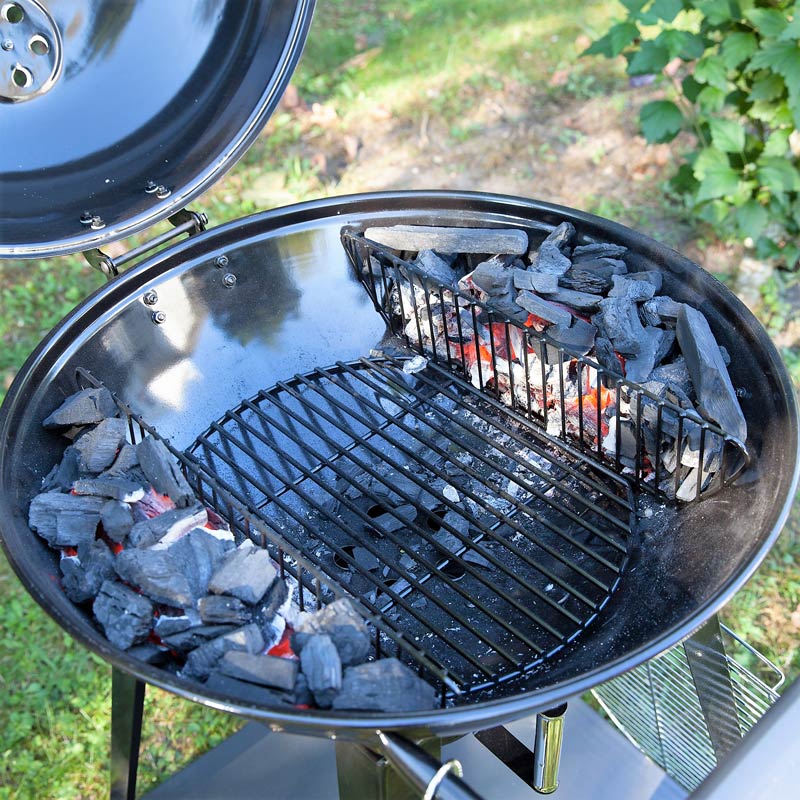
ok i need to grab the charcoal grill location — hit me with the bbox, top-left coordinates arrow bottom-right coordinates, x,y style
1,2 -> 798,799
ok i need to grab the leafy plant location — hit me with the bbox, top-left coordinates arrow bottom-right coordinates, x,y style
585,0 -> 800,270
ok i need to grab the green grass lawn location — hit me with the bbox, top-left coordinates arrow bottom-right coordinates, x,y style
1,1 -> 798,797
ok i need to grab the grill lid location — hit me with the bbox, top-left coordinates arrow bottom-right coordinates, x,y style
0,0 -> 314,259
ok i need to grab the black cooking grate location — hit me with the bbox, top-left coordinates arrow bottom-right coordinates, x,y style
340,228 -> 750,502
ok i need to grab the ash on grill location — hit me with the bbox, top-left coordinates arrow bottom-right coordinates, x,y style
353,223 -> 747,500
29,388 -> 435,713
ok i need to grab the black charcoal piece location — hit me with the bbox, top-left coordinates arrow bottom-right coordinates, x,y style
332,658 -> 436,712
540,287 -> 603,311
411,596 -> 428,609
220,651 -> 299,691
676,305 -> 747,442
136,436 -> 194,507
127,504 -> 207,549
299,634 -> 341,709
512,268 -> 559,293
100,443 -> 139,478
515,291 -> 573,326
572,242 -> 628,261
100,500 -> 134,543
362,225 -> 528,255
42,447 -> 80,492
205,673 -> 293,707
42,388 -> 118,429
199,595 -> 251,626
93,580 -> 153,650
529,222 -> 575,275
28,492 -> 105,547
593,337 -> 623,378
181,624 -> 265,679
545,318 -> 597,358
557,270 -> 609,294
115,548 -> 195,608
623,327 -> 670,384
255,579 -> 290,630
409,249 -> 457,286
654,329 -> 676,366
154,610 -> 201,638
56,510 -> 100,547
209,541 -> 277,605
597,297 -> 646,356
72,477 -> 146,503
74,418 -> 128,474
642,296 -> 682,324
162,625 -> 236,652
626,271 -> 663,291
463,550 -> 493,568
168,528 -> 232,598
608,275 -> 656,303
128,643 -> 169,666
294,673 -> 313,706
60,539 -> 115,603
292,598 -> 370,667
374,504 -> 417,535
468,256 -> 513,297
569,257 -> 627,278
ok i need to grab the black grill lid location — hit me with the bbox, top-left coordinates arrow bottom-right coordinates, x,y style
0,0 -> 314,258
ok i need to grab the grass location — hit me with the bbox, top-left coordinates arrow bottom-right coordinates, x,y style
1,0 -> 798,796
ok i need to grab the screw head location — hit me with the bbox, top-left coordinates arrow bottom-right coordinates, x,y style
222,273 -> 237,288
90,216 -> 105,230
143,290 -> 158,306
1,39 -> 14,51
80,211 -> 93,224
151,310 -> 167,324
215,255 -> 229,268
144,180 -> 158,193
155,185 -> 171,199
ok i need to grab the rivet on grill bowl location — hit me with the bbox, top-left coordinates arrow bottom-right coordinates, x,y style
1,39 -> 13,51
79,211 -> 93,225
155,185 -> 171,199
151,310 -> 167,325
144,180 -> 158,193
142,290 -> 158,306
214,255 -> 229,268
222,273 -> 237,288
89,215 -> 105,230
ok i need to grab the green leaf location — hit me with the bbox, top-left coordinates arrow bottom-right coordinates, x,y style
628,41 -> 671,74
670,162 -> 700,194
729,179 -> 758,207
639,100 -> 684,142
744,8 -> 789,39
695,56 -> 729,90
749,99 -> 793,125
620,0 -> 648,10
660,29 -> 705,60
697,0 -> 733,26
641,0 -> 684,23
749,41 -> 800,98
693,146 -> 729,179
736,200 -> 769,239
763,129 -> 791,157
696,199 -> 731,225
697,85 -> 727,112
709,117 -> 745,153
682,74 -> 703,102
749,73 -> 785,102
757,156 -> 800,194
779,14 -> 800,42
721,32 -> 758,69
585,22 -> 641,57
693,147 -> 740,202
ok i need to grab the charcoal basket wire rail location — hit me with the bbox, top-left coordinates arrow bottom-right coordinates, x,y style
77,358 -> 634,704
340,227 -> 751,502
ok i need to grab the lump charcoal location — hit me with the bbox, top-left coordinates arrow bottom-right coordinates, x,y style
468,256 -> 513,298
516,291 -> 572,326
181,623 -> 265,679
127,504 -> 207,549
128,643 -> 169,666
597,297 -> 645,356
292,598 -> 370,667
608,275 -> 656,303
332,658 -> 436,712
154,609 -> 202,638
199,595 -> 252,626
99,443 -> 139,478
254,578 -> 290,632
74,418 -> 128,474
569,257 -> 627,278
411,249 -> 457,287
557,269 -> 609,295
642,296 -> 682,325
299,634 -> 342,708
72,476 -> 145,503
93,580 -> 153,650
41,446 -> 80,492
362,225 -> 528,255
513,268 -> 559,294
162,625 -> 237,652
545,318 -> 597,359
136,436 -> 194,507
572,243 -> 628,261
626,271 -> 663,291
594,336 -> 623,379
463,550 -> 492,568
60,539 -> 115,603
209,541 -> 277,605
42,387 -> 118,429
649,359 -> 694,400
205,672 -> 293,707
114,548 -> 195,608
56,511 -> 101,548
100,500 -> 134,543
676,305 -> 747,442
167,528 -> 233,598
28,492 -> 105,547
623,327 -> 671,384
639,301 -> 662,328
540,287 -> 603,311
654,329 -> 676,366
294,672 -> 313,706
529,222 -> 575,275
220,651 -> 299,691
375,504 -> 416,534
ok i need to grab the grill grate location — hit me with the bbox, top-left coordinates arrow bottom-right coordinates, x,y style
340,228 -> 750,502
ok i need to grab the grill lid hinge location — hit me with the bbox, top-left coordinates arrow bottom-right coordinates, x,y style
83,208 -> 208,280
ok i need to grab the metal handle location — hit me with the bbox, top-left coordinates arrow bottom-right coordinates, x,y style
377,732 -> 484,800
533,703 -> 568,794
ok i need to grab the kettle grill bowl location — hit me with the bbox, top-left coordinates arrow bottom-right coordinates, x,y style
1,192 -> 797,741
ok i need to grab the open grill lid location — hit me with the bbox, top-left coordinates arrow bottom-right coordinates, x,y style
0,0 -> 314,258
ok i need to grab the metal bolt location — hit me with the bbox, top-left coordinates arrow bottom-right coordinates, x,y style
1,39 -> 14,51
155,185 -> 171,199
144,180 -> 158,193
79,211 -> 93,225
222,273 -> 237,288
143,290 -> 158,306
90,216 -> 105,230
151,310 -> 167,325
214,255 -> 229,268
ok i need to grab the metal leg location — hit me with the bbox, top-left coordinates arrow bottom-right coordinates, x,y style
110,667 -> 146,800
684,615 -> 742,763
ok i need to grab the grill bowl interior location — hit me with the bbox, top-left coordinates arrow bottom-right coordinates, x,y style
1,192 -> 797,740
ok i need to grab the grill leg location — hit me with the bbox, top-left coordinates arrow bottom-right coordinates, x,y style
110,667 -> 146,800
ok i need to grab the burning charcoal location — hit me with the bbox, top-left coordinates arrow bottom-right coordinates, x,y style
292,598 -> 370,667
128,643 -> 169,666
28,492 -> 105,547
530,223 -> 574,276
167,528 -> 233,598
402,355 -> 428,374
74,418 -> 128,474
642,296 -> 682,325
115,548 -> 196,608
100,500 -> 134,543
623,327 -> 672,384
648,359 -> 694,400
60,539 -> 115,603
72,476 -> 145,503
255,578 -> 290,630
597,298 -> 645,356
362,225 -> 528,255
557,270 -> 609,294
545,318 -> 597,359
468,256 -> 513,297
220,651 -> 299,691
513,268 -> 559,293
676,305 -> 747,442
127,504 -> 207,549
209,540 -> 277,605
42,387 -> 118,429
154,609 -> 201,638
540,287 -> 603,311
162,625 -> 237,652
333,658 -> 436,712
639,301 -> 662,328
299,634 -> 342,708
516,291 -> 572,326
199,595 -> 251,626
572,242 -> 628,261
136,436 -> 194,507
181,623 -> 265,679
99,443 -> 139,478
41,447 -> 80,492
410,249 -> 457,287
594,337 -> 623,378
205,672 -> 294,706
676,461 -> 717,502
608,275 -> 656,303
93,580 -> 153,650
